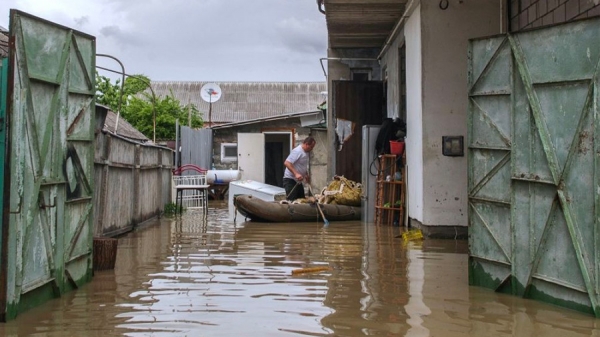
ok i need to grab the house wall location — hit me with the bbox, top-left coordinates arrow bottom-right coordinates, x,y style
380,5 -> 425,223
509,0 -> 600,31
417,0 -> 501,232
212,119 -> 328,191
404,6 -> 425,224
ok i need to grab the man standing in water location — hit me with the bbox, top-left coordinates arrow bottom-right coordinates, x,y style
283,136 -> 316,201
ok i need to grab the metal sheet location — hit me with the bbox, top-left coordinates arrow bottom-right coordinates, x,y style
0,58 -> 8,320
1,10 -> 95,320
180,126 -> 212,171
237,133 -> 265,182
468,17 -> 600,316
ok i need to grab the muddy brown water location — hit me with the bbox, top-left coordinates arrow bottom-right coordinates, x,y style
1,203 -> 600,336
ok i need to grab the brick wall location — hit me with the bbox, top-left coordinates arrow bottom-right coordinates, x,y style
510,0 -> 600,31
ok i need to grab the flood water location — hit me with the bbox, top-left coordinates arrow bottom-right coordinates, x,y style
2,202 -> 600,336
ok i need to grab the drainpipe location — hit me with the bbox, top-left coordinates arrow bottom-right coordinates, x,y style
377,0 -> 417,60
316,0 -> 325,14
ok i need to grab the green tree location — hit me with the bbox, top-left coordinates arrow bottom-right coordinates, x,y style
95,72 -> 203,140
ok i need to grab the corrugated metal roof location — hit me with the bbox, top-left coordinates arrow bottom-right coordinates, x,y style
212,110 -> 323,130
149,81 -> 327,124
103,110 -> 149,142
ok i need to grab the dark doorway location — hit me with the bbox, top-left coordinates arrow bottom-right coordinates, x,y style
265,133 -> 291,187
333,81 -> 384,182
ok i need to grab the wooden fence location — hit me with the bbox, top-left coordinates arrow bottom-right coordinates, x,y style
93,132 -> 173,237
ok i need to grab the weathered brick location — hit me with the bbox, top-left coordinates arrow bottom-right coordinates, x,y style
520,11 -> 529,27
565,0 -> 580,19
510,17 -> 520,31
554,4 -> 566,22
579,0 -> 594,12
511,0 -> 521,18
538,0 -> 548,16
587,4 -> 600,16
529,3 -> 539,22
542,12 -> 555,25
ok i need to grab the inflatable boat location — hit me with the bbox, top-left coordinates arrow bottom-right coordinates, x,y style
233,194 -> 361,223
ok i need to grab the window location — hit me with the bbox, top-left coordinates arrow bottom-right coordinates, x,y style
351,68 -> 371,81
221,143 -> 238,162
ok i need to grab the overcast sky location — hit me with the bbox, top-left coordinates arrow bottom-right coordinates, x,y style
1,0 -> 328,82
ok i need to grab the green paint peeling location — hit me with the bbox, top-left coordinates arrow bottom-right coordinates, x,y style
528,285 -> 596,317
469,17 -> 600,317
2,10 -> 96,321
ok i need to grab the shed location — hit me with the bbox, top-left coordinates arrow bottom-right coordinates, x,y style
211,109 -> 328,192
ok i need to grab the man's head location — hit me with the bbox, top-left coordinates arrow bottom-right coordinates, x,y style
302,136 -> 316,152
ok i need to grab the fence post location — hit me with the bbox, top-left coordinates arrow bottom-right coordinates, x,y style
157,148 -> 163,214
133,144 -> 141,225
96,134 -> 112,236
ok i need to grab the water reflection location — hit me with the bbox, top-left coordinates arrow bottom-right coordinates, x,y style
0,204 -> 599,336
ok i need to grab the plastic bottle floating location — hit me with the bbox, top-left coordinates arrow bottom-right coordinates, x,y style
402,229 -> 423,242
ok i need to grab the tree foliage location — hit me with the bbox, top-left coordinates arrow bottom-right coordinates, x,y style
95,72 -> 203,140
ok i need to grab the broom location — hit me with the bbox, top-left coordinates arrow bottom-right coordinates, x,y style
307,184 -> 329,227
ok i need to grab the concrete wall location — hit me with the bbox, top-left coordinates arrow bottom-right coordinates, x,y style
405,5 -> 425,224
509,0 -> 600,31
419,0 -> 501,230
380,1 -> 501,234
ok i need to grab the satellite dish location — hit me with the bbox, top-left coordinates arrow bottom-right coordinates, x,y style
200,83 -> 222,103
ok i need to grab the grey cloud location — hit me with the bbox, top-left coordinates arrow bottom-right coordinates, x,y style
73,15 -> 89,28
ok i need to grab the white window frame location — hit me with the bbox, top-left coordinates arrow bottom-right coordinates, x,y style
221,143 -> 238,162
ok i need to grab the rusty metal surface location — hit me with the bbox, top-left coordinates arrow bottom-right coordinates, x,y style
468,17 -> 600,316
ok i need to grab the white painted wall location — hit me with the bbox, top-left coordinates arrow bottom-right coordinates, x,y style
419,0 -> 500,227
382,0 -> 501,228
404,6 -> 424,223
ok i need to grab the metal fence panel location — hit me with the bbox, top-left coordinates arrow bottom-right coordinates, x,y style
180,126 -> 212,171
2,10 -> 95,320
468,17 -> 600,316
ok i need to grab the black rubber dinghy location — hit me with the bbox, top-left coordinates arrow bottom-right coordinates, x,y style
233,194 -> 361,222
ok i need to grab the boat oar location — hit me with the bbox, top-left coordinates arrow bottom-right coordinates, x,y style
307,184 -> 329,227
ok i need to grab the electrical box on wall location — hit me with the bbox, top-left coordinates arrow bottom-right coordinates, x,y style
442,136 -> 464,157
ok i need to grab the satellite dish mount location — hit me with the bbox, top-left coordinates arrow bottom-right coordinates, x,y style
200,83 -> 222,128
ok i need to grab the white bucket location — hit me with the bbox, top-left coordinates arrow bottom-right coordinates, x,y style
206,170 -> 241,184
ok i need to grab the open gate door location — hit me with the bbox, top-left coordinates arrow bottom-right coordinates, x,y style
0,10 -> 96,321
332,81 -> 383,182
468,17 -> 600,316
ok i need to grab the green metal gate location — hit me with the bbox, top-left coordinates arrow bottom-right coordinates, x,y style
468,17 -> 600,316
0,10 -> 96,321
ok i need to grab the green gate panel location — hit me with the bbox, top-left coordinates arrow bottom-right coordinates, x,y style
1,10 -> 95,321
0,58 -> 8,322
468,17 -> 600,316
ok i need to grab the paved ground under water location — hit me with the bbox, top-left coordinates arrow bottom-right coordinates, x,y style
1,202 -> 600,336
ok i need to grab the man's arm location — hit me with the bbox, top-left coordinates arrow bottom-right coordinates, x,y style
284,160 -> 303,181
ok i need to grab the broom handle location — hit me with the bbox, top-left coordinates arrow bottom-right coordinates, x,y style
307,185 -> 328,222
